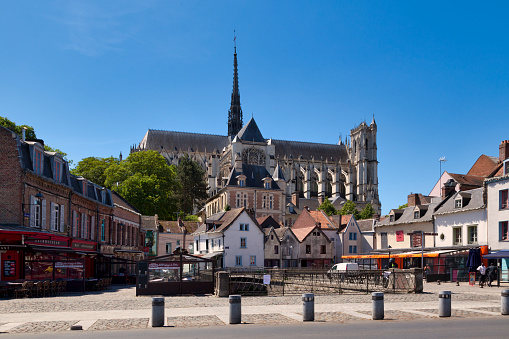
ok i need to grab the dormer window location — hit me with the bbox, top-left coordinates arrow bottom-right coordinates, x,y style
34,149 -> 43,175
237,174 -> 247,187
54,160 -> 62,182
414,211 -> 420,219
455,198 -> 462,209
265,182 -> 270,189
239,179 -> 245,187
389,215 -> 395,222
504,159 -> 509,175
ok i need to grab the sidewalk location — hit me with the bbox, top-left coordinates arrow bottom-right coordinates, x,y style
0,281 -> 506,334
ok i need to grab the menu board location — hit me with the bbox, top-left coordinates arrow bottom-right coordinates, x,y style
3,260 -> 16,277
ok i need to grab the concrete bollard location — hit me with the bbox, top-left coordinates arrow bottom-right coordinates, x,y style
502,289 -> 509,315
372,292 -> 384,320
302,293 -> 314,321
229,295 -> 242,324
151,297 -> 165,327
438,291 -> 451,317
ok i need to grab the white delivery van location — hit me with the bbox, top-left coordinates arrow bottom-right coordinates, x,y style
327,262 -> 359,278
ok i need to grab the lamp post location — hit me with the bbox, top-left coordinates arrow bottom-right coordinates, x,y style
23,192 -> 44,227
439,157 -> 447,196
388,245 -> 392,268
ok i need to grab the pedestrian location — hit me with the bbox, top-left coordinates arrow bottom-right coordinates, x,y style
487,263 -> 498,287
477,262 -> 487,287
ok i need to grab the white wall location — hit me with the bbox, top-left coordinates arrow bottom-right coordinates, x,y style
223,212 -> 265,268
435,209 -> 487,247
486,177 -> 509,251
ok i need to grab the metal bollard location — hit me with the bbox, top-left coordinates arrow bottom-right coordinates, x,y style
302,293 -> 314,321
229,295 -> 242,324
151,297 -> 165,327
372,292 -> 384,320
502,289 -> 509,315
438,291 -> 451,317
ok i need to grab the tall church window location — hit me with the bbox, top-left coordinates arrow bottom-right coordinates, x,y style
241,148 -> 266,166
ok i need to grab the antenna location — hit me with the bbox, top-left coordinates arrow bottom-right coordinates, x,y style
233,29 -> 237,50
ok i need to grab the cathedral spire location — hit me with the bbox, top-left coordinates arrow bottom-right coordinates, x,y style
228,31 -> 243,139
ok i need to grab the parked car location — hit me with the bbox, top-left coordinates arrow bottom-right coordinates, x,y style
327,263 -> 359,279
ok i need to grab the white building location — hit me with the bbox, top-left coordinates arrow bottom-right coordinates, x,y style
192,208 -> 265,269
434,188 -> 487,249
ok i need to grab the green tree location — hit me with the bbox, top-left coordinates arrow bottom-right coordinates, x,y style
175,154 -> 209,215
318,198 -> 337,216
1,116 -> 36,139
398,203 -> 408,209
184,214 -> 200,221
104,150 -> 177,220
71,156 -> 120,187
359,203 -> 375,220
339,200 -> 360,219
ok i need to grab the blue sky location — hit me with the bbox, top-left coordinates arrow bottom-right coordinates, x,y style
1,1 -> 508,215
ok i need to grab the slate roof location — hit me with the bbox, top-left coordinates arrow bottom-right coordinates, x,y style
236,118 -> 265,143
434,188 -> 484,215
377,203 -> 438,226
112,190 -> 140,214
139,129 -> 229,153
271,139 -> 349,162
227,164 -> 281,189
193,208 -> 257,235
160,220 -> 201,233
356,219 -> 375,232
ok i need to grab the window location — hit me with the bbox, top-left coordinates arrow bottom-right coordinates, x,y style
239,179 -> 245,187
205,239 -> 209,250
235,256 -> 242,266
349,245 -> 357,254
236,193 -> 241,207
320,245 -> 326,254
306,245 -> 311,254
269,195 -> 273,209
500,221 -> 508,241
195,240 -> 199,252
262,195 -> 267,209
54,160 -> 62,181
34,150 -> 42,174
274,245 -> 279,254
455,199 -> 462,209
381,232 -> 388,249
468,225 -> 478,244
101,219 -> 105,242
265,182 -> 270,189
166,243 -> 172,254
250,256 -> 256,266
243,193 -> 247,207
501,190 -> 508,210
453,227 -> 462,245
414,211 -> 419,219
270,234 -> 274,240
389,215 -> 394,222
176,240 -> 180,248
240,223 -> 249,231
240,238 -> 247,248
73,211 -> 80,237
349,232 -> 357,240
50,202 -> 61,231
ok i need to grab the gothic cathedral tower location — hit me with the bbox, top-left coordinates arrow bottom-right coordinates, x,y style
349,117 -> 380,212
228,46 -> 243,139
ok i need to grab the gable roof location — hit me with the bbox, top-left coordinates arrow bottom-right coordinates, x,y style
236,118 -> 265,143
448,173 -> 485,188
434,187 -> 484,215
467,154 -> 499,177
256,215 -> 281,229
356,219 -> 375,232
377,203 -> 438,226
138,129 -> 229,154
160,220 -> 201,233
227,164 -> 281,189
292,208 -> 318,229
308,210 -> 337,229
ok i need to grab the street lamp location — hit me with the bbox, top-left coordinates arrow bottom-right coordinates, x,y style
388,245 -> 392,268
439,157 -> 447,196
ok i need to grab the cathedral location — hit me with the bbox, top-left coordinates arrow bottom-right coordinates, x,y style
132,47 -> 381,224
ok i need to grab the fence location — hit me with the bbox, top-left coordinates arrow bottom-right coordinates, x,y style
227,268 -> 421,296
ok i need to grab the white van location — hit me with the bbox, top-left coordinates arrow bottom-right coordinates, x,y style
327,263 -> 359,278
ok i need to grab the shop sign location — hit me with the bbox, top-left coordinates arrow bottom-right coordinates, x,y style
25,236 -> 69,247
411,233 -> 422,248
3,260 -> 16,277
148,262 -> 180,270
71,241 -> 97,251
55,261 -> 84,269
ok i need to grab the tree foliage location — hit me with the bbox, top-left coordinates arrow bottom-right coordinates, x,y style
359,203 -> 375,220
398,203 -> 408,209
71,156 -> 120,187
175,154 -> 209,215
318,198 -> 337,216
0,116 -> 36,140
339,200 -> 360,219
104,151 -> 177,220
44,145 -> 74,166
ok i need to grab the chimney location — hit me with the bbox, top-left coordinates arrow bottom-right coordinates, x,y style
318,195 -> 325,204
441,179 -> 457,199
291,191 -> 300,208
500,140 -> 509,162
22,127 -> 26,141
407,193 -> 418,207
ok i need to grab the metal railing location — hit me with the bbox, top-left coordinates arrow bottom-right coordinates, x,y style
227,268 -> 419,296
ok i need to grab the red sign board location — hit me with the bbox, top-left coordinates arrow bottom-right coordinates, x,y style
396,230 -> 404,242
411,233 -> 422,248
25,235 -> 69,247
71,240 -> 97,251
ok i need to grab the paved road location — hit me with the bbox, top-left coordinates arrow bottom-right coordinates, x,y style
1,318 -> 507,339
0,281 -> 506,334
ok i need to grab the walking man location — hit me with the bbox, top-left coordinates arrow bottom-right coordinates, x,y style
477,262 -> 487,287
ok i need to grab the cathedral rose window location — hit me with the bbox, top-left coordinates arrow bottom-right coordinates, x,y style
242,148 -> 266,166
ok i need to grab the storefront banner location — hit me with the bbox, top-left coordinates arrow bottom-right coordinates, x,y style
71,240 -> 97,251
25,236 -> 69,247
148,262 -> 179,270
55,261 -> 84,269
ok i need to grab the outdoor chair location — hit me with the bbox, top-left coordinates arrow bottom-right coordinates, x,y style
15,281 -> 33,298
50,281 -> 58,296
34,281 -> 44,297
43,280 -> 51,297
57,281 -> 67,295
